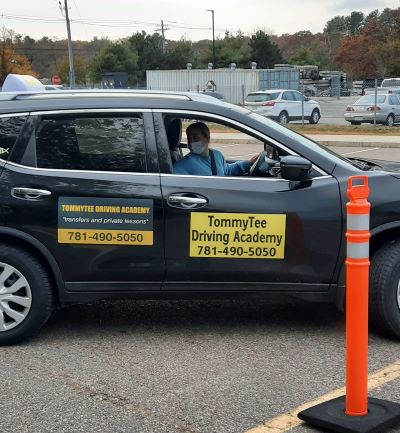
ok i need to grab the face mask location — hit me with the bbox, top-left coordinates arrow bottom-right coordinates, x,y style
189,141 -> 206,155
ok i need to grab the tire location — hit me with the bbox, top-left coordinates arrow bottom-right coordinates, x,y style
0,245 -> 54,345
309,109 -> 320,124
386,114 -> 395,127
350,121 -> 361,126
278,111 -> 289,125
370,240 -> 400,338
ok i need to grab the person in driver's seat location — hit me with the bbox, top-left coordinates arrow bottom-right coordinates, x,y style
173,122 -> 257,176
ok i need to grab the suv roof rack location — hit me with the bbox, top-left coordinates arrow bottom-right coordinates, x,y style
0,89 -> 193,102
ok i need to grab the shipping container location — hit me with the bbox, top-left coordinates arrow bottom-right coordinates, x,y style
146,69 -> 300,104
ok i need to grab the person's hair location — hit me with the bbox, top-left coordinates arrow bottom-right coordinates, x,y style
186,122 -> 210,140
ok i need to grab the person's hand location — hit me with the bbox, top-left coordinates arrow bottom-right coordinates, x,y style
248,154 -> 259,166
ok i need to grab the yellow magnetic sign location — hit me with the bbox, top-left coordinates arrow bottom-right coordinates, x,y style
190,212 -> 286,259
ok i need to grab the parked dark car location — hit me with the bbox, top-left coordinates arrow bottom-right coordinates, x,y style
1,89 -> 400,344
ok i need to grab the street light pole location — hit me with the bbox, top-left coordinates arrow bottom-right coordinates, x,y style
61,0 -> 75,88
207,9 -> 216,69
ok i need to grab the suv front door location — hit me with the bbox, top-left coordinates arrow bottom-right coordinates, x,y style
156,112 -> 342,292
2,111 -> 164,292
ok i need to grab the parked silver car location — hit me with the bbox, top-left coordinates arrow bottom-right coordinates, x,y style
344,94 -> 400,126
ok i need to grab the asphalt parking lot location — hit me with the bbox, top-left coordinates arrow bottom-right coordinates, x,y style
310,96 -> 359,126
214,141 -> 400,163
2,139 -> 400,433
2,298 -> 400,433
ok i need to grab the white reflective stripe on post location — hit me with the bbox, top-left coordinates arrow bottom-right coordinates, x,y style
347,242 -> 370,259
347,214 -> 370,231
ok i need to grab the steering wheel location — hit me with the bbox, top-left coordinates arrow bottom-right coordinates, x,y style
249,151 -> 280,177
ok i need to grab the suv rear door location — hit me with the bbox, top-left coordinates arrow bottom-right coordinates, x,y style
1,110 -> 165,292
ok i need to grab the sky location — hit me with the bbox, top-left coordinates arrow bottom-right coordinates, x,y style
1,0 -> 399,41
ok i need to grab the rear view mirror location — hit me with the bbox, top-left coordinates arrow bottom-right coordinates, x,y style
280,156 -> 312,181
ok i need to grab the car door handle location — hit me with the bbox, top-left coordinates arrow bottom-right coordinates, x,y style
168,193 -> 208,209
11,187 -> 52,201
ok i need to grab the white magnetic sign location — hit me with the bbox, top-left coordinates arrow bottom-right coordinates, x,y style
2,74 -> 45,92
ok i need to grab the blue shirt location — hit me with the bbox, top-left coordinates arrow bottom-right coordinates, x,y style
173,149 -> 250,176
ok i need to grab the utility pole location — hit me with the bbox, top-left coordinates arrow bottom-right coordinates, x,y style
156,20 -> 170,53
161,20 -> 165,53
207,10 -> 216,69
59,0 -> 75,88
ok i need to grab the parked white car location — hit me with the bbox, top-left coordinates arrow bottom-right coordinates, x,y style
244,89 -> 321,124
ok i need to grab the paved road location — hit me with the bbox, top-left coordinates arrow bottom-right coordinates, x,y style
1,299 -> 399,433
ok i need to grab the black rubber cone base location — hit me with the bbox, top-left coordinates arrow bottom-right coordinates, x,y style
298,396 -> 400,433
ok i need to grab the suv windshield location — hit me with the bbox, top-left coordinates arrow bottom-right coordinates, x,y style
246,92 -> 280,103
246,111 -> 359,169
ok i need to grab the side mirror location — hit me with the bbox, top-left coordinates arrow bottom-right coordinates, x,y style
304,96 -> 310,102
280,156 -> 312,181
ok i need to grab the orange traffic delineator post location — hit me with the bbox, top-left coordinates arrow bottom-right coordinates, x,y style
298,176 -> 400,433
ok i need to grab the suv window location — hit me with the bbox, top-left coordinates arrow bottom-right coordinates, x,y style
0,116 -> 27,160
35,115 -> 146,172
389,95 -> 400,105
292,91 -> 303,101
282,92 -> 295,101
246,92 -> 280,103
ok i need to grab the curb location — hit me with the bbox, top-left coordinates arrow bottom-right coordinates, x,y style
212,138 -> 400,148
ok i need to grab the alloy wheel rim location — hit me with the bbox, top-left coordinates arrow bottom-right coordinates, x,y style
0,263 -> 32,332
280,115 -> 288,124
313,111 -> 319,122
388,116 -> 394,126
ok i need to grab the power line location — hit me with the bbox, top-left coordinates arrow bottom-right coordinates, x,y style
0,13 -> 250,35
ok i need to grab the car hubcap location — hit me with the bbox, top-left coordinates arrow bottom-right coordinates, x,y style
388,117 -> 394,126
313,112 -> 319,122
0,263 -> 32,332
280,115 -> 288,124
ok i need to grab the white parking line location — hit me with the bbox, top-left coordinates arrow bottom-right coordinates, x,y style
342,147 -> 379,156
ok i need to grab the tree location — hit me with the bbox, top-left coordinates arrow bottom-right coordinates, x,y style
349,12 -> 364,35
197,31 -> 249,68
249,31 -> 283,69
164,38 -> 195,69
290,48 -> 316,65
334,21 -> 386,79
128,31 -> 165,82
88,41 -> 139,84
0,27 -> 37,84
384,39 -> 400,76
57,55 -> 87,85
333,8 -> 400,79
324,15 -> 349,60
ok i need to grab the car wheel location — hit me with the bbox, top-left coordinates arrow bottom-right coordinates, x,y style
309,109 -> 320,124
350,121 -> 361,125
0,245 -> 54,345
370,240 -> 400,338
386,114 -> 395,127
278,111 -> 289,124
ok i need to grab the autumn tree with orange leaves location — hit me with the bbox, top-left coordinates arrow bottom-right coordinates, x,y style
0,28 -> 37,85
335,8 -> 400,79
